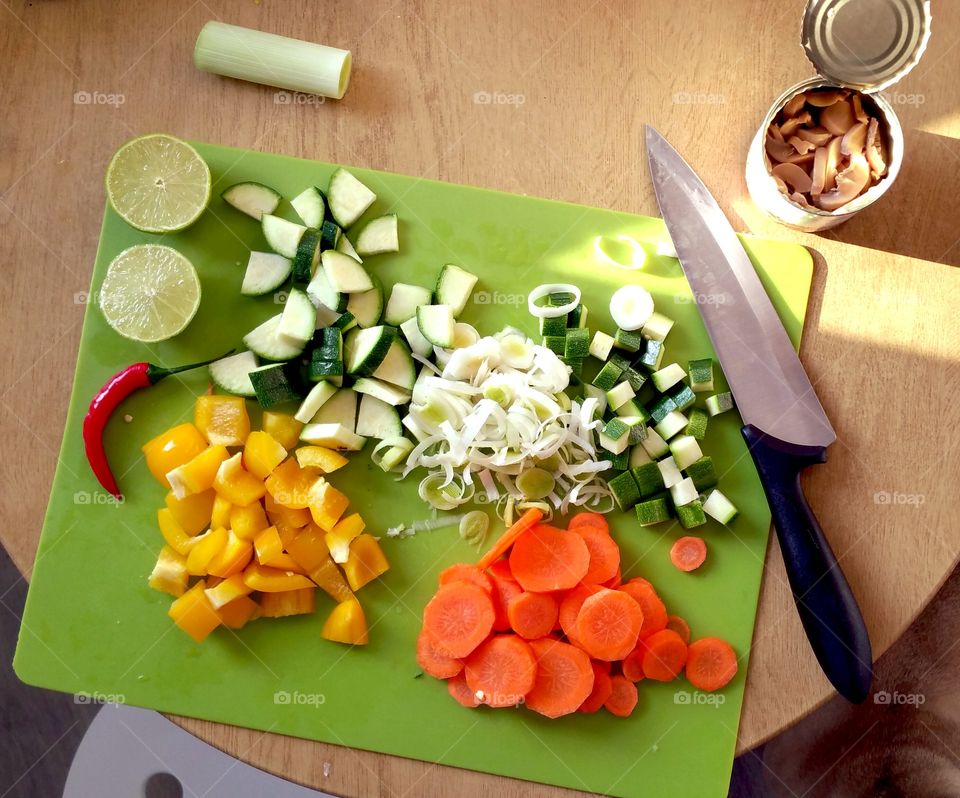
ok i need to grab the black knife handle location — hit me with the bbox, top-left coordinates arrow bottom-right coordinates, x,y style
741,424 -> 873,703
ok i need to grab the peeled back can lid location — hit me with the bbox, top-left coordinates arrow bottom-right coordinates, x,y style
801,0 -> 932,93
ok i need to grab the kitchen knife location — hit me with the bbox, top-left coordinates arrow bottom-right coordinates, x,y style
644,125 -> 873,703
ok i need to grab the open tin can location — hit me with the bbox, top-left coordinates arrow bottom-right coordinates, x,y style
746,0 -> 932,231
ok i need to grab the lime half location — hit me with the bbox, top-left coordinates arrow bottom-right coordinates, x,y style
99,245 -> 201,342
106,134 -> 211,233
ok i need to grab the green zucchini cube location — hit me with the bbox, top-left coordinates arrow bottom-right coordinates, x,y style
599,448 -> 629,471
608,470 -> 642,511
592,361 -> 624,391
635,497 -> 672,526
671,384 -> 696,412
599,417 -> 631,454
568,304 -> 588,328
539,315 -> 568,337
630,462 -> 664,498
686,408 -> 709,440
649,395 -> 678,424
706,392 -> 734,416
548,291 -> 576,307
676,500 -> 707,529
308,353 -> 345,383
609,352 -> 633,371
543,335 -> 566,355
249,363 -> 304,408
685,456 -> 718,491
688,358 -> 715,392
624,367 -> 647,392
613,328 -> 644,353
316,327 -> 343,359
564,327 -> 591,359
638,339 -> 664,370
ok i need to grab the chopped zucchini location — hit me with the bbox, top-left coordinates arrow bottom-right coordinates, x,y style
278,286 -> 317,343
637,338 -> 664,371
606,381 -> 636,411
294,381 -> 338,424
568,304 -> 588,329
371,338 -> 416,390
703,489 -> 739,524
669,477 -> 699,507
656,456 -> 683,489
306,266 -> 348,312
307,353 -> 344,383
548,291 -> 576,307
589,331 -> 615,361
706,392 -> 735,416
616,398 -> 650,424
243,314 -> 306,361
354,214 -> 399,256
640,425 -> 670,459
299,422 -> 365,451
356,393 -> 403,439
628,445 -> 652,468
543,335 -> 565,355
262,214 -> 307,259
654,410 -> 688,440
651,363 -> 686,392
676,500 -> 707,529
221,181 -> 280,220
688,358 -> 715,392
669,435 -> 703,470
320,219 -> 341,251
671,384 -> 697,412
248,363 -> 304,408
291,228 -> 321,284
314,327 -> 343,360
539,315 -> 567,337
592,361 -> 624,391
609,353 -> 633,371
208,350 -> 258,397
564,327 -> 590,360
641,312 -> 675,342
649,395 -> 678,424
635,497 -> 672,526
352,377 -> 412,406
241,251 -> 292,296
435,264 -> 478,316
599,448 -> 629,471
346,273 -> 384,328
327,168 -> 376,228
322,250 -> 374,293
399,316 -> 432,358
613,328 -> 643,353
685,456 -> 718,491
686,408 -> 709,440
598,418 -> 631,455
290,186 -> 326,229
630,462 -> 664,498
345,325 -> 397,376
310,388 -> 358,430
608,470 -> 641,511
624,367 -> 647,392
335,232 -> 362,262
384,282 -> 432,326
416,305 -> 455,348
583,384 -> 608,417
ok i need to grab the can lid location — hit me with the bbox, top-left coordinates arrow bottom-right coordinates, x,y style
802,0 -> 932,92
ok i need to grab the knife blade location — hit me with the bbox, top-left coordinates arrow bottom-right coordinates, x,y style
645,125 -> 873,703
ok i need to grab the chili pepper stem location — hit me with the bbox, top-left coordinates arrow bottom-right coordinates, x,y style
146,349 -> 235,384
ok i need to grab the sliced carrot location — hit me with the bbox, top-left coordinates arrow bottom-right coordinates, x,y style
558,583 -> 603,642
464,634 -> 537,707
567,512 -> 609,533
621,646 -> 646,682
618,579 -> 668,639
416,630 -> 463,679
593,658 -> 612,675
439,563 -> 493,593
685,637 -> 738,692
604,675 -> 639,717
671,536 -> 707,572
573,524 -> 620,584
486,558 -> 515,583
602,567 -> 622,589
447,671 -> 480,708
507,591 -> 559,640
640,629 -> 688,682
422,582 -> 495,658
578,662 -> 613,713
574,588 -> 644,661
477,508 -> 543,570
509,524 -> 590,592
525,637 -> 595,718
666,615 -> 691,645
489,574 -> 523,632
624,576 -> 653,591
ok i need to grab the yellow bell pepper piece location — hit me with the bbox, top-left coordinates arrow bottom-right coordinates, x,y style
261,411 -> 303,450
321,599 -> 368,645
242,562 -> 314,593
213,452 -> 266,507
229,501 -> 269,540
260,587 -> 316,618
166,445 -> 230,499
264,492 -> 312,529
157,508 -> 202,556
343,534 -> 390,591
308,478 -> 350,532
204,572 -> 253,609
148,545 -> 189,597
169,580 -> 222,643
325,513 -> 365,564
195,395 -> 251,447
287,525 -> 353,602
142,423 -> 208,488
254,525 -> 284,565
217,595 -> 260,629
265,458 -> 317,510
207,530 -> 254,578
186,527 -> 228,576
274,518 -> 301,550
164,489 -> 215,536
295,445 -> 349,474
210,494 -> 232,530
243,431 -> 289,480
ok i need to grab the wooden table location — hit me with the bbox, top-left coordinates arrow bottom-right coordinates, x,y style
2,0 -> 958,794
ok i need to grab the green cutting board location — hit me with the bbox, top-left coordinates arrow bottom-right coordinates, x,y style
15,142 -> 813,798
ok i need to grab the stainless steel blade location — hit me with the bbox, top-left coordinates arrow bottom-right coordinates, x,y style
644,126 -> 835,448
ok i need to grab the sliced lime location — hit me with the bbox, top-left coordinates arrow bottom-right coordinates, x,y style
99,244 -> 201,342
106,134 -> 211,233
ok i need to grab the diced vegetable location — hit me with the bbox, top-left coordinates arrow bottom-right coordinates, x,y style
262,214 -> 307,258
654,410 -> 688,441
241,251 -> 292,296
637,338 -> 664,370
327,168 -> 376,228
400,316 -> 432,357
669,477 -> 699,507
309,388 -> 357,430
669,435 -> 703,470
686,456 -> 719,491
208,350 -> 258,397
608,470 -> 641,511
221,182 -> 281,220
290,186 -> 326,228
294,381 -> 338,424
702,488 -> 739,524
688,358 -> 715,392
631,462 -> 664,497
345,325 -> 397,376
435,264 -> 478,316
606,381 -> 636,411
589,331 -> 615,361
345,273 -> 384,328
686,408 -> 709,440
416,304 -> 456,348
656,455 -> 683,489
195,395 -> 250,447
291,228 -> 321,284
676,501 -> 707,530
640,425 -> 670,458
249,363 -> 304,408
642,312 -> 674,341
592,361 -> 624,391
706,392 -> 735,416
384,282 -> 432,326
540,315 -> 567,337
354,214 -> 399,255
322,250 -> 374,293
356,393 -> 402,439
613,328 -> 643,353
671,384 -> 696,412
598,418 -> 631,455
300,422 -> 365,451
278,286 -> 317,342
243,313 -> 306,361
651,363 -> 686,392
635,497 -> 671,526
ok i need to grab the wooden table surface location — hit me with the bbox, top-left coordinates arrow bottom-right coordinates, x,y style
2,0 -> 959,794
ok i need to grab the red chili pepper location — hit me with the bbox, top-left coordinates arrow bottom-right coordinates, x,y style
83,351 -> 233,500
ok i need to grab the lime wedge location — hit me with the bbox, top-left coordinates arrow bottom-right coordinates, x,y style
99,245 -> 201,342
106,134 -> 211,233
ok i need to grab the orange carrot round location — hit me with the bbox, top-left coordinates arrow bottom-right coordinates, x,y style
666,615 -> 691,645
464,634 -> 537,707
640,629 -> 688,682
573,523 -> 620,584
558,583 -> 603,642
446,671 -> 480,707
578,662 -> 613,713
416,630 -> 463,679
486,558 -> 515,583
509,524 -> 590,592
525,637 -> 595,718
618,579 -> 668,639
489,574 -> 523,632
670,536 -> 707,572
685,637 -> 738,692
604,674 -> 639,717
621,647 -> 646,682
567,512 -> 609,533
422,582 -> 495,658
477,508 -> 543,570
439,563 -> 493,593
602,567 -> 622,589
574,588 -> 644,661
507,591 -> 559,640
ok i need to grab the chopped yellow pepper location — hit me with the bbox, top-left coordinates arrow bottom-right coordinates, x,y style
216,595 -> 260,629
261,411 -> 303,450
166,445 -> 230,499
186,527 -> 228,576
260,587 -> 316,618
325,513 -> 365,564
195,395 -> 250,447
211,494 -> 232,530
242,562 -> 314,593
148,545 -> 189,597
254,525 -> 284,565
264,492 -> 312,529
204,572 -> 253,609
229,501 -> 269,540
207,530 -> 254,578
274,518 -> 301,550
142,423 -> 208,488
243,431 -> 289,480
265,458 -> 317,510
164,489 -> 215,536
343,534 -> 390,591
169,580 -> 222,643
213,453 -> 266,507
157,508 -> 201,556
308,478 -> 350,532
321,599 -> 368,645
287,525 -> 353,602
295,445 -> 349,474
